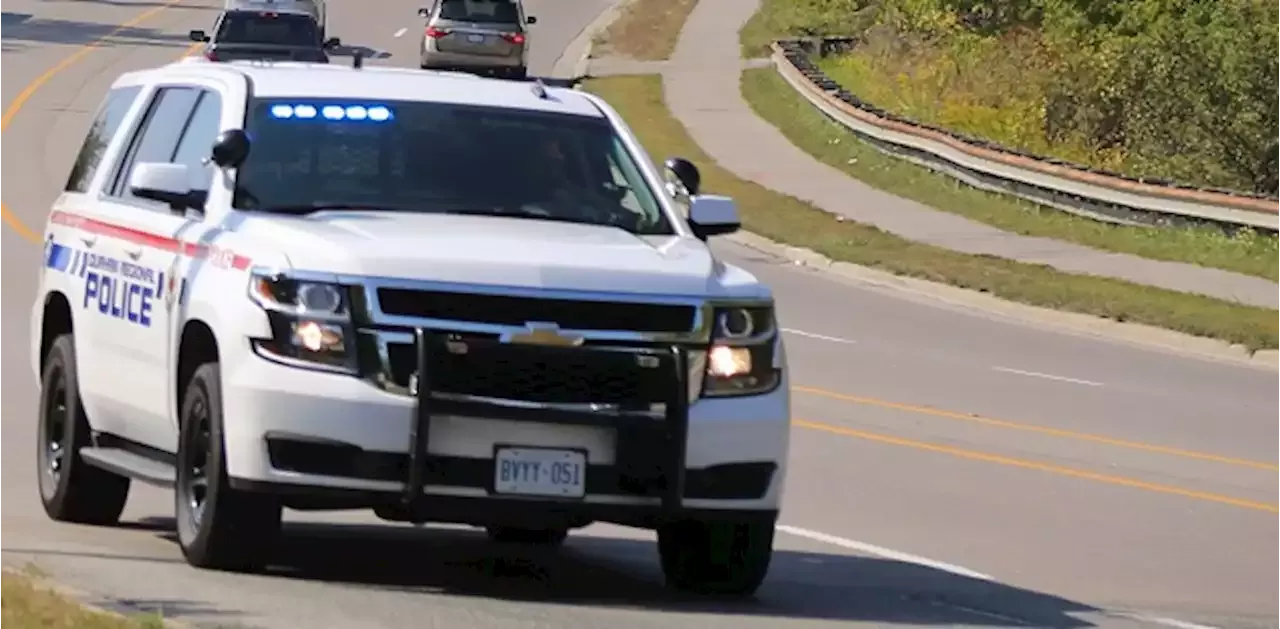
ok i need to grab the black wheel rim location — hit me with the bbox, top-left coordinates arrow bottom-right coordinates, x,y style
41,367 -> 69,488
184,395 -> 212,529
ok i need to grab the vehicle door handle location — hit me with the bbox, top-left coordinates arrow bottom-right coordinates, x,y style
123,247 -> 143,261
80,235 -> 97,248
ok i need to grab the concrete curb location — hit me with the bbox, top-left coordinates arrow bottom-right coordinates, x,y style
726,230 -> 1280,371
549,0 -> 635,79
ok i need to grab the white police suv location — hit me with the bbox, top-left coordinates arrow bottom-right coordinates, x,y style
31,58 -> 790,596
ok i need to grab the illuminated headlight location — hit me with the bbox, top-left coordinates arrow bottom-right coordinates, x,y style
701,304 -> 781,397
248,272 -> 355,372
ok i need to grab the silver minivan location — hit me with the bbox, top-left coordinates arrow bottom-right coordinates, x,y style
418,0 -> 537,79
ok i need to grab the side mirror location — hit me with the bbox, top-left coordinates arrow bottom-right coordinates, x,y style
188,29 -> 209,42
211,129 -> 251,168
526,15 -> 537,24
687,195 -> 740,240
417,7 -> 430,17
129,163 -> 196,212
663,156 -> 700,196
323,36 -> 341,49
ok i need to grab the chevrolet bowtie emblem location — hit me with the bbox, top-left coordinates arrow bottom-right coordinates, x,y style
501,322 -> 585,347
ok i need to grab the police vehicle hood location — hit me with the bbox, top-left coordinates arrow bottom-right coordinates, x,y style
237,211 -> 758,296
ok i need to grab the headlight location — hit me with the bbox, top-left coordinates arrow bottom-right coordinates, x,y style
701,304 -> 781,397
248,272 -> 356,373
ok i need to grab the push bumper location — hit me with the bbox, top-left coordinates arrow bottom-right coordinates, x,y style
220,331 -> 790,527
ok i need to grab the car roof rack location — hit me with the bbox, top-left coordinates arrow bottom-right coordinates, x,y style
351,49 -> 363,69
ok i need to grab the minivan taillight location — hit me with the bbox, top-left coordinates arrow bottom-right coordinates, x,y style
500,32 -> 525,45
425,26 -> 449,38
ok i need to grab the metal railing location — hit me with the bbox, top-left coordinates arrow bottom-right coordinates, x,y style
770,39 -> 1279,232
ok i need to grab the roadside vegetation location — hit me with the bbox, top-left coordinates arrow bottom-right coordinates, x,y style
741,0 -> 1279,197
739,68 -> 1280,281
739,0 -> 1279,277
585,74 -> 1279,350
2,569 -> 165,629
591,0 -> 698,60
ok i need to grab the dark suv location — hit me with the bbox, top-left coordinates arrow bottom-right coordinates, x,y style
189,7 -> 340,63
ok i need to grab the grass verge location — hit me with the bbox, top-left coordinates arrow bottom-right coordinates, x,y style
592,0 -> 698,61
2,570 -> 164,629
583,74 -> 1279,351
738,68 -> 1279,281
737,7 -> 773,58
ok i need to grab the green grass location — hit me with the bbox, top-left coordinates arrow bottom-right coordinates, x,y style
584,74 -> 1279,350
592,0 -> 699,61
739,67 -> 1279,281
738,6 -> 774,58
2,571 -> 166,629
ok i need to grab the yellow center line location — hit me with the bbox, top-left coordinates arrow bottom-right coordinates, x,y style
795,418 -> 1279,513
0,0 -> 181,132
2,0 -> 187,244
793,385 -> 1279,472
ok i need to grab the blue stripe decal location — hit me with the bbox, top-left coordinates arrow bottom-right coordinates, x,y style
45,243 -> 73,272
78,252 -> 89,277
155,272 -> 165,299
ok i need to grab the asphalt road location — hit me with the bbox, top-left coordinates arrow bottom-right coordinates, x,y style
2,2 -> 1277,629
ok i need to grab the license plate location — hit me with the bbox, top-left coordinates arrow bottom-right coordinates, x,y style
467,33 -> 485,44
493,447 -> 586,498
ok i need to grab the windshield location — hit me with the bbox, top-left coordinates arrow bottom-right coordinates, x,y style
215,11 -> 320,46
233,98 -> 674,235
437,0 -> 520,24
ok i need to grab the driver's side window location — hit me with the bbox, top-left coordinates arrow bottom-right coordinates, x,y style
106,86 -> 201,206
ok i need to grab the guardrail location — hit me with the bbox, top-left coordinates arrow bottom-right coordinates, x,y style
769,39 -> 1280,232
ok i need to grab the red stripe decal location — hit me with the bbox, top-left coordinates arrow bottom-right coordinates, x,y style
50,210 -> 253,270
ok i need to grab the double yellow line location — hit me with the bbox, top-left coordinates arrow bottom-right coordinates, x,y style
794,386 -> 1278,513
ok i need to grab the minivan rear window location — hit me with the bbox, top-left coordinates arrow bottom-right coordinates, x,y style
438,0 -> 520,24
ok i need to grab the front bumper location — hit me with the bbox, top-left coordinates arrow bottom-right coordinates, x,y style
221,331 -> 790,527
421,47 -> 525,71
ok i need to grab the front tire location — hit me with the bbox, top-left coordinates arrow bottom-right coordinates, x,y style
485,526 -> 568,546
175,362 -> 281,572
657,519 -> 775,597
36,334 -> 131,524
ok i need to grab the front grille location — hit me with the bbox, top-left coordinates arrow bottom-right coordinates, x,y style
376,289 -> 696,333
386,337 -> 675,406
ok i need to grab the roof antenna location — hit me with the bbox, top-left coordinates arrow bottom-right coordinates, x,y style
530,78 -> 548,99
352,49 -> 364,69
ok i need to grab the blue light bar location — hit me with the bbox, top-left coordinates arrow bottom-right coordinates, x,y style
268,104 -> 393,122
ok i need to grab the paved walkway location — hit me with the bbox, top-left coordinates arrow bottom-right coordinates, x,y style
589,0 -> 1280,310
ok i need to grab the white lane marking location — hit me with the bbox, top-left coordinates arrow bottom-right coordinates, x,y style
1108,612 -> 1221,629
393,27 -> 407,38
781,526 -> 1218,629
782,328 -> 857,344
992,366 -> 1103,387
776,524 -> 993,581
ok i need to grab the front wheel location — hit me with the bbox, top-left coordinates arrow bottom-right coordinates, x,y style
175,362 -> 281,572
657,519 -> 775,597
